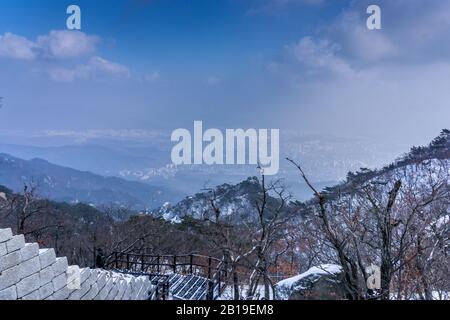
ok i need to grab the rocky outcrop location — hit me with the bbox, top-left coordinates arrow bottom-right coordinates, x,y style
276,264 -> 349,300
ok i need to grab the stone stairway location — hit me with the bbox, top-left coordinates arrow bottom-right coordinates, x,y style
150,273 -> 213,300
170,274 -> 210,300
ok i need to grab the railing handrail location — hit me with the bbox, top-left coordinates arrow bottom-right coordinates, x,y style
106,252 -> 222,267
108,252 -> 222,262
105,251 -> 229,300
106,252 -> 225,276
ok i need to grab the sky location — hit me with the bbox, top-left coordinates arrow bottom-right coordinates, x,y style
0,0 -> 449,148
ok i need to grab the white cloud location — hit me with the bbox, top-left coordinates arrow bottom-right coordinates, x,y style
0,33 -> 36,60
325,0 -> 450,65
276,0 -> 450,79
48,56 -> 130,82
0,30 -> 130,81
0,30 -> 98,61
272,0 -> 450,141
86,56 -> 130,77
284,37 -> 354,77
327,10 -> 399,63
36,30 -> 98,59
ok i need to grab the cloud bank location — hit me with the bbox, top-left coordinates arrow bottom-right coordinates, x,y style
269,0 -> 450,143
0,30 -> 128,82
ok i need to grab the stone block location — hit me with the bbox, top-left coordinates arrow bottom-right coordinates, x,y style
96,271 -> 107,291
81,283 -> 98,300
21,289 -> 40,300
122,285 -> 132,300
88,269 -> 99,283
16,273 -> 40,298
66,265 -> 81,290
95,278 -> 114,300
51,286 -> 73,300
39,265 -> 54,286
0,285 -> 17,300
114,280 -> 126,300
39,282 -> 54,299
105,282 -> 119,300
0,229 -> 12,243
131,281 -> 143,300
20,243 -> 39,261
73,279 -> 92,299
0,251 -> 21,273
39,249 -> 56,269
0,265 -> 19,291
6,235 -> 25,253
52,272 -> 67,292
0,243 -> 7,257
18,255 -> 41,280
80,268 -> 91,284
67,289 -> 81,300
52,257 -> 68,276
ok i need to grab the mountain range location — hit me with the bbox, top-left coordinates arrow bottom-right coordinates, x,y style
0,153 -> 180,210
154,129 -> 450,223
0,130 -> 447,216
0,131 -> 410,201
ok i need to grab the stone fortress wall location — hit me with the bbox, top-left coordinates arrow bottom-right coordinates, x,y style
0,228 -> 153,300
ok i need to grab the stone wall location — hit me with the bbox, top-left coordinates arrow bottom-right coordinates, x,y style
0,228 -> 153,300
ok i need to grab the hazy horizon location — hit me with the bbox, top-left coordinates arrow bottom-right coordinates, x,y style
1,0 -> 449,200
0,1 -> 449,147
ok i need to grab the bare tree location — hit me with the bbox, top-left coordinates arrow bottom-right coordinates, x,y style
287,156 -> 449,300
245,172 -> 293,299
362,180 -> 402,299
2,184 -> 62,239
287,158 -> 367,299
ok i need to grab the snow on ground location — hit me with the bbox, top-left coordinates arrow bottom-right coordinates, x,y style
218,285 -> 273,300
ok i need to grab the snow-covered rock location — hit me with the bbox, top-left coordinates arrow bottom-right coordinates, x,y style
276,264 -> 347,300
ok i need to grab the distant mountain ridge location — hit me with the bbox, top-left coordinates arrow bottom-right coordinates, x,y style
0,153 -> 180,210
154,130 -> 450,223
154,177 -> 263,222
1,130 -> 448,219
0,132 -> 408,201
322,129 -> 450,196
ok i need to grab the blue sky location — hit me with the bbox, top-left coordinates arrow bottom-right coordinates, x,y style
0,0 -> 449,147
0,1 -> 342,75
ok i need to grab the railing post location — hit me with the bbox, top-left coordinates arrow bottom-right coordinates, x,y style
173,255 -> 177,273
93,246 -> 96,268
164,281 -> 169,300
141,254 -> 145,272
207,280 -> 213,300
157,255 -> 160,273
190,254 -> 194,274
207,257 -> 213,299
126,254 -> 130,270
218,272 -> 221,293
208,256 -> 212,279
115,252 -> 119,269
